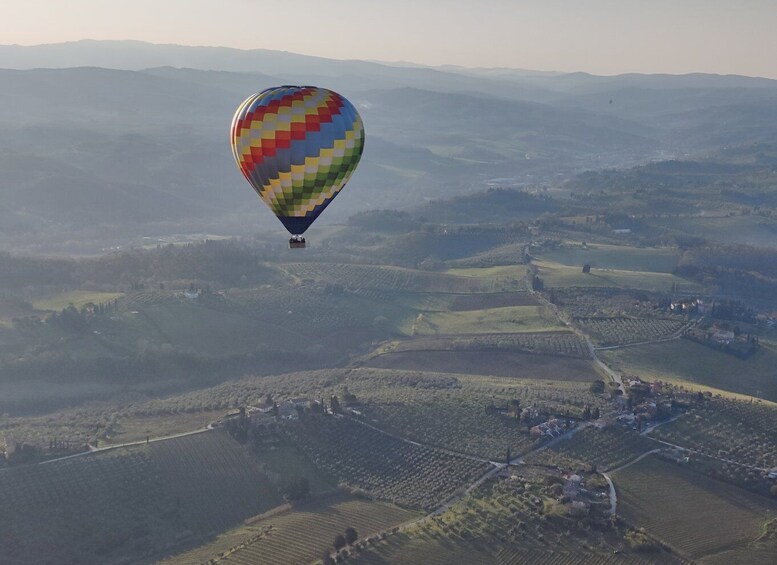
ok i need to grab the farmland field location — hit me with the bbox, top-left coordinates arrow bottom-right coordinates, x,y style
613,455 -> 777,560
365,350 -> 600,381
31,290 -> 124,311
649,397 -> 777,470
536,244 -> 680,273
525,425 -> 655,471
351,473 -> 683,565
345,369 -> 609,460
403,305 -> 563,335
546,287 -> 670,319
574,316 -> 686,346
448,291 -> 538,310
534,259 -> 700,292
280,414 -> 489,510
0,429 -> 283,565
445,264 -> 527,281
648,214 -> 777,249
599,339 -> 777,402
381,290 -> 537,313
384,331 -> 590,358
164,493 -> 419,565
280,262 -> 493,293
700,546 -> 777,565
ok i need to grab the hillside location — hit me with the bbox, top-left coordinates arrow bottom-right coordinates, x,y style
2,41 -> 777,252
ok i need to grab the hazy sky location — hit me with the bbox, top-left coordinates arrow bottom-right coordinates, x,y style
3,0 -> 777,77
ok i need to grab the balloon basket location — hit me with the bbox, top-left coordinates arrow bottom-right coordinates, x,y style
289,236 -> 306,249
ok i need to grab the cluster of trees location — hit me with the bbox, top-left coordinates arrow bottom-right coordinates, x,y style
675,244 -> 777,301
323,526 -> 359,564
0,239 -> 282,291
279,476 -> 310,502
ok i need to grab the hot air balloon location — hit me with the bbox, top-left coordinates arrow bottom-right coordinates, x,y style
230,86 -> 365,248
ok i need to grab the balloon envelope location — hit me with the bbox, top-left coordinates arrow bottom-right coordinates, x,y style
231,86 -> 365,235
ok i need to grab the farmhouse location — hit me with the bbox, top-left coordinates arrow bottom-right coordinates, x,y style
634,401 -> 658,419
696,298 -> 712,315
712,329 -> 735,344
530,418 -> 565,439
616,413 -> 636,426
568,500 -> 589,517
767,468 -> 777,480
277,402 -> 299,420
670,298 -> 699,314
563,474 -> 584,499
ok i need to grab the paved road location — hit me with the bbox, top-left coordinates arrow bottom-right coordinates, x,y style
643,435 -> 768,472
530,287 -> 626,394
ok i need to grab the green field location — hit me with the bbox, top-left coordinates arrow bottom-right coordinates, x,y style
648,214 -> 777,248
365,350 -> 600,382
599,339 -> 777,402
383,331 -> 589,358
403,305 -> 562,335
280,262 -> 493,293
31,290 -> 124,311
394,291 -> 538,312
537,243 -> 680,273
613,455 -> 777,560
164,492 -> 419,565
445,264 -> 527,280
534,260 -> 700,292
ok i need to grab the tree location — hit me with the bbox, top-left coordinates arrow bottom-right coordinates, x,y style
322,552 -> 335,565
333,534 -> 346,551
280,476 -> 310,501
592,407 -> 601,420
509,399 -> 521,419
330,395 -> 341,414
344,526 -> 358,545
590,380 -> 605,394
582,405 -> 592,420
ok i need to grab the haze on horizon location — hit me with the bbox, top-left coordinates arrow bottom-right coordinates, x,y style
2,0 -> 777,79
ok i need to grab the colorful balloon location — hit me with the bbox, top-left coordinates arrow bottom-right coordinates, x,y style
230,86 -> 365,236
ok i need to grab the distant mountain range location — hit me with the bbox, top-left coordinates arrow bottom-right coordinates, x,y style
1,40 -> 776,252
